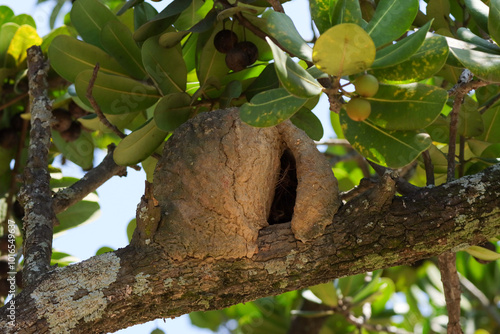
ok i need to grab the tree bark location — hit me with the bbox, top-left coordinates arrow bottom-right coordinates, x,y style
1,163 -> 500,333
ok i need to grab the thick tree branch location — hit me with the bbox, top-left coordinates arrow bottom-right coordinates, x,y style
52,144 -> 127,214
3,163 -> 500,333
17,46 -> 55,288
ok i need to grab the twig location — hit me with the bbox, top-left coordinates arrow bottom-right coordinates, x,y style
52,144 -> 128,214
86,63 -> 126,139
332,303 -> 412,334
18,46 -> 56,288
438,253 -> 463,334
422,150 -> 435,186
436,70 -> 475,334
315,138 -> 350,146
459,274 -> 500,325
477,92 -> 500,115
266,0 -> 285,12
0,92 -> 29,111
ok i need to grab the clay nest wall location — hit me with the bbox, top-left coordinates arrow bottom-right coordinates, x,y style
152,108 -> 340,260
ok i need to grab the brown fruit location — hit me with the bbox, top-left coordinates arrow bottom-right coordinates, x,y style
214,29 -> 238,54
68,101 -> 89,119
225,46 -> 250,72
60,121 -> 82,142
0,128 -> 18,149
52,108 -> 73,132
237,41 -> 258,65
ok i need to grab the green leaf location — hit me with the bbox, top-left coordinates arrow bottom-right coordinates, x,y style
100,20 -> 146,80
220,80 -> 242,109
133,2 -> 157,30
340,111 -> 432,168
290,108 -> 324,140
244,63 -> 280,100
332,0 -> 363,26
0,23 -> 19,68
96,246 -> 115,255
189,310 -> 224,331
457,27 -> 500,54
142,35 -> 187,95
154,92 -> 193,131
75,70 -> 161,114
174,0 -> 213,31
197,23 -> 229,86
113,119 -> 167,166
458,96 -> 484,138
50,251 -> 79,266
41,26 -> 70,53
51,130 -> 94,169
372,21 -> 431,69
365,83 -> 448,130
267,37 -> 322,98
133,0 -> 192,42
266,11 -> 313,62
7,25 -> 42,66
309,0 -> 337,34
158,30 -> 190,48
465,245 -> 500,261
450,47 -> 500,83
240,88 -> 309,127
0,6 -> 14,26
127,218 -> 137,242
70,0 -> 119,50
11,14 -> 36,28
489,0 -> 500,45
351,270 -> 383,305
426,0 -> 450,30
464,0 -> 489,32
371,34 -> 448,83
478,105 -> 500,143
308,282 -> 338,307
313,23 -> 376,76
364,0 -> 419,47
48,35 -> 130,82
79,111 -> 140,132
117,0 -> 144,16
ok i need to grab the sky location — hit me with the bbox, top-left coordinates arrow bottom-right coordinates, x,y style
0,0 -> 328,333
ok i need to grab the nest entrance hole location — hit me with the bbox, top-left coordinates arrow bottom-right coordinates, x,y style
268,148 -> 297,225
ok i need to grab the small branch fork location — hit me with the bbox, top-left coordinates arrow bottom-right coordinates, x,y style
86,63 -> 126,139
18,46 -> 56,288
437,69 -> 487,334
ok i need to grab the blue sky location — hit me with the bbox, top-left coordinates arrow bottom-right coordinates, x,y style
0,0 -> 329,333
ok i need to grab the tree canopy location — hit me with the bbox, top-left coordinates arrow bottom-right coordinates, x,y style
0,0 -> 499,333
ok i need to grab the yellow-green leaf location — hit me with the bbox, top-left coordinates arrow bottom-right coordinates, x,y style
313,23 -> 375,76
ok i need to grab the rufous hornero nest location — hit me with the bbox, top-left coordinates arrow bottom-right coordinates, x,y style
152,108 -> 340,260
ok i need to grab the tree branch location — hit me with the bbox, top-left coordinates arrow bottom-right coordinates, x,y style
86,64 -> 126,139
52,144 -> 127,214
17,46 -> 55,288
3,163 -> 500,333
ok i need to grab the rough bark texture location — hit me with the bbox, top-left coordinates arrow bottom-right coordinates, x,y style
18,46 -> 55,288
2,160 -> 500,333
152,108 -> 339,260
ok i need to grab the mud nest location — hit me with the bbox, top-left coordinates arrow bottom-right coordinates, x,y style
153,108 -> 339,260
